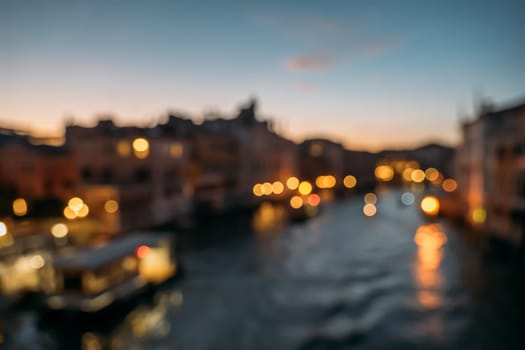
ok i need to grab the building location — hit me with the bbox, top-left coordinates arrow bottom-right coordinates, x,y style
456,99 -> 525,246
0,128 -> 77,217
300,138 -> 346,190
202,99 -> 299,206
192,129 -> 240,212
65,118 -> 194,231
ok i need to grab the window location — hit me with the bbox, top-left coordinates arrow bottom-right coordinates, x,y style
81,168 -> 93,182
134,168 -> 151,183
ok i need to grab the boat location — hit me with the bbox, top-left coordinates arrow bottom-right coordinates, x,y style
45,232 -> 178,312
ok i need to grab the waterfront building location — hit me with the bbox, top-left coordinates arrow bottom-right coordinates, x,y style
456,99 -> 525,246
202,99 -> 299,206
65,118 -> 194,231
0,128 -> 77,212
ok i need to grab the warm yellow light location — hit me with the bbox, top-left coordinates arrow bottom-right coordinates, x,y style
132,138 -> 149,152
262,182 -> 273,195
472,208 -> 487,223
51,223 -> 68,238
425,168 -> 440,182
104,200 -> 119,214
252,184 -> 263,197
68,197 -> 84,212
286,177 -> 299,190
420,196 -> 440,216
315,175 -> 336,189
116,140 -> 131,157
170,142 -> 183,158
442,179 -> 457,193
298,181 -> 313,195
411,169 -> 426,183
63,206 -> 77,220
272,181 -> 284,195
363,203 -> 377,216
0,222 -> 6,237
77,204 -> 89,218
414,224 -> 447,249
12,198 -> 28,216
290,196 -> 303,209
30,255 -> 45,269
133,138 -> 150,159
375,165 -> 394,181
343,175 -> 357,189
402,168 -> 414,182
364,192 -> 377,204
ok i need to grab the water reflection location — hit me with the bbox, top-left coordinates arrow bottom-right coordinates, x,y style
110,289 -> 183,348
252,202 -> 287,233
413,224 -> 447,309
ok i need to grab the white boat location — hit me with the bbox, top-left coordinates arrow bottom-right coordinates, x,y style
46,233 -> 178,312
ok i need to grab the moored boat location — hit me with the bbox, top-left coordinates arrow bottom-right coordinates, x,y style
45,233 -> 178,313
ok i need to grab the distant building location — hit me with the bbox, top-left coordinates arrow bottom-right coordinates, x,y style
202,99 -> 299,206
300,138 -> 345,187
456,99 -> 525,246
0,128 -> 77,207
65,118 -> 194,231
192,129 -> 240,212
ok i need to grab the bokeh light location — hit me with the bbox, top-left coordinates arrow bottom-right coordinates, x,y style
51,223 -> 68,238
375,165 -> 394,182
425,168 -> 440,182
0,222 -> 7,237
442,179 -> 457,192
272,181 -> 284,195
420,196 -> 440,216
105,200 -> 119,213
307,194 -> 321,206
315,175 -> 336,189
472,208 -> 487,223
252,184 -> 263,197
77,204 -> 89,218
132,137 -> 150,159
402,168 -> 414,182
68,197 -> 84,212
411,169 -> 426,183
290,196 -> 303,209
363,203 -> 377,216
286,177 -> 299,190
64,206 -> 77,220
364,193 -> 378,204
136,245 -> 151,259
12,198 -> 28,216
262,182 -> 273,195
298,181 -> 313,196
401,192 -> 415,206
343,175 -> 357,189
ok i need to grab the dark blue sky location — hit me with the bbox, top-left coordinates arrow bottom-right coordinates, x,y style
1,0 -> 524,149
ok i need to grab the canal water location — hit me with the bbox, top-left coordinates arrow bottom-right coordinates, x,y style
2,189 -> 525,349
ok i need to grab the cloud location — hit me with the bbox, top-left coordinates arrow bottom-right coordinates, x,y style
284,54 -> 337,72
248,11 -> 404,73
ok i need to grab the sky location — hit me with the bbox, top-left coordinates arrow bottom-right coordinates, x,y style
1,0 -> 524,151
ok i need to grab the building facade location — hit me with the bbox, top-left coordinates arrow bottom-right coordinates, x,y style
456,100 -> 525,246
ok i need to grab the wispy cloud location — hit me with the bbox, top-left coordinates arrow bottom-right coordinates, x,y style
284,54 -> 337,72
249,11 -> 404,73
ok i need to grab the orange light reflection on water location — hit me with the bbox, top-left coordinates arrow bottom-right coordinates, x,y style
413,224 -> 447,310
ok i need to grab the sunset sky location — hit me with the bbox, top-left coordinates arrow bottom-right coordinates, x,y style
1,0 -> 524,151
